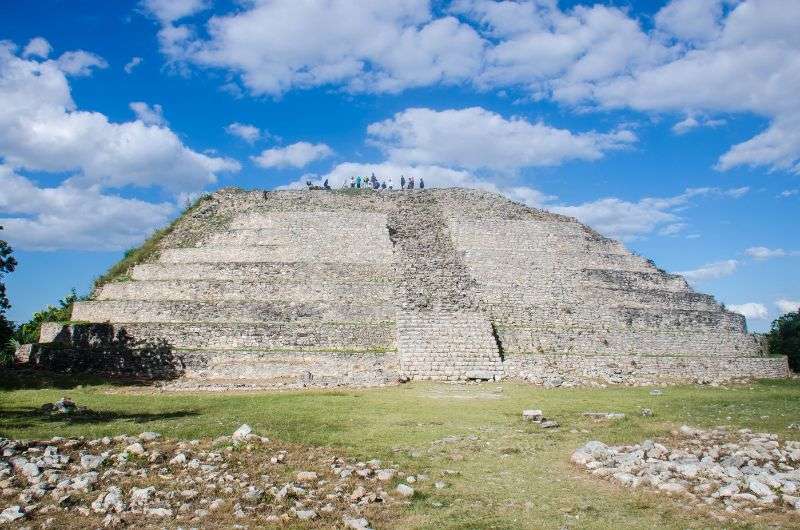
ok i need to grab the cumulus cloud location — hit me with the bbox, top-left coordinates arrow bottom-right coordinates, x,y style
780,189 -> 799,197
225,122 -> 261,143
141,0 -> 208,23
676,259 -> 738,282
124,56 -> 143,73
22,37 -> 51,59
776,299 -> 800,314
145,0 -> 485,95
552,187 -> 747,241
252,142 -> 333,169
0,41 -> 239,192
367,107 -> 636,171
56,50 -> 108,76
129,102 -> 166,126
744,246 -> 799,260
727,302 -> 768,320
671,114 -> 726,135
0,166 -> 174,251
145,0 -> 800,174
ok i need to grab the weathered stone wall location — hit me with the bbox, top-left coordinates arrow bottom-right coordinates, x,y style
31,187 -> 788,385
504,353 -> 789,384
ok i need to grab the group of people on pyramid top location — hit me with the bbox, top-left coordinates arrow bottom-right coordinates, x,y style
347,173 -> 424,190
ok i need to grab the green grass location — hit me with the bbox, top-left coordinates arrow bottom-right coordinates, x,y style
1,374 -> 798,529
91,195 -> 212,291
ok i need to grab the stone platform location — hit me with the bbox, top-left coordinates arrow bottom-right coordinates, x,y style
32,188 -> 788,385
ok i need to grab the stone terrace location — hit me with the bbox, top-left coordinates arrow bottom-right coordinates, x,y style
35,187 -> 788,385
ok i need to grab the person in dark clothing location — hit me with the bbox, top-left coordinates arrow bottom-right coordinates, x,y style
381,181 -> 386,189
408,176 -> 415,190
400,175 -> 406,189
323,178 -> 330,190
419,178 -> 425,189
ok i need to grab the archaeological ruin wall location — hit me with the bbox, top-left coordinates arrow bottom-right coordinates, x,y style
31,188 -> 788,385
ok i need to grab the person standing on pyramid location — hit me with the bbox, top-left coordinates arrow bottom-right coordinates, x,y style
420,178 -> 425,189
356,175 -> 361,188
400,175 -> 406,189
350,176 -> 355,188
388,176 -> 393,189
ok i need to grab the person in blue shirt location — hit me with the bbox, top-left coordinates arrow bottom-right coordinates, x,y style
419,178 -> 425,189
356,176 -> 361,188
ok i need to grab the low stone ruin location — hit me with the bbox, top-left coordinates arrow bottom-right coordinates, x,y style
0,426 -> 416,528
571,426 -> 800,516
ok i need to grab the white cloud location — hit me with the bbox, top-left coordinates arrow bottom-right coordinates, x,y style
654,0 -> 724,43
552,186 -> 747,241
671,114 -> 726,135
56,50 -> 108,76
252,142 -> 333,169
0,166 -> 174,251
745,246 -> 799,259
124,56 -> 143,74
0,41 -> 239,192
776,299 -> 800,314
727,302 -> 768,320
22,37 -> 51,59
146,0 -> 800,174
780,189 -> 799,197
367,107 -> 636,171
225,122 -> 261,143
142,0 -> 208,23
676,259 -> 738,282
129,102 -> 166,126
148,0 -> 485,95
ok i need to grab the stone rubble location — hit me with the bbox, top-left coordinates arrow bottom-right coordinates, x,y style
0,426 -> 411,528
571,425 -> 800,515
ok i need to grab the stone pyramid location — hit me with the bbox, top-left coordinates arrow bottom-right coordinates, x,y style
37,188 -> 787,385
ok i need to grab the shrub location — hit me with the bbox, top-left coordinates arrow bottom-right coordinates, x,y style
767,310 -> 800,372
14,290 -> 83,345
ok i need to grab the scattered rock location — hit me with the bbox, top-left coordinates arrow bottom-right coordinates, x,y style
649,389 -> 663,396
295,509 -> 317,520
395,483 -> 415,497
522,409 -> 544,422
640,408 -> 653,417
232,424 -> 252,442
343,515 -> 371,530
138,432 -> 161,442
0,506 -> 25,523
124,442 -> 145,456
572,426 -> 800,514
376,469 -> 396,481
81,454 -> 106,470
296,471 -> 318,482
540,420 -> 559,429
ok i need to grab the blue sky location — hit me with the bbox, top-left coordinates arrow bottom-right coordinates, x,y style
1,0 -> 798,332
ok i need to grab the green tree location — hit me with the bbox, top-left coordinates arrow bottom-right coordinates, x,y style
0,226 -> 18,365
767,310 -> 800,372
15,290 -> 82,345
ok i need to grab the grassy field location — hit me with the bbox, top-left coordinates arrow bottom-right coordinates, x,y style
1,373 -> 799,529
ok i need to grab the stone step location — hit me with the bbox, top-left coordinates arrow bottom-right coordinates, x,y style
496,326 -> 761,356
475,288 -> 719,312
131,262 -> 397,282
179,349 -> 399,385
72,300 -> 396,324
489,307 -> 745,331
204,228 -> 386,248
583,269 -> 689,292
96,280 -> 394,303
71,321 -> 396,351
229,210 -> 389,230
461,249 -> 651,272
159,246 -> 393,264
